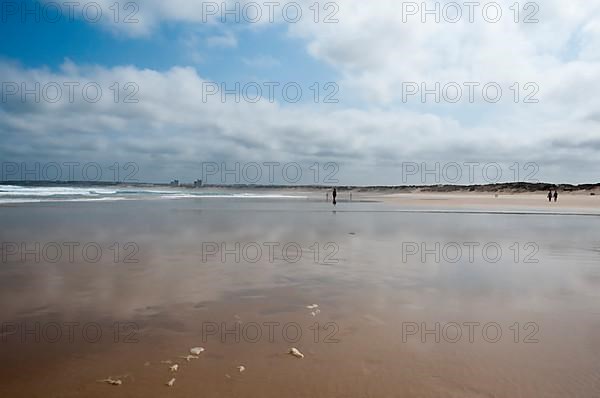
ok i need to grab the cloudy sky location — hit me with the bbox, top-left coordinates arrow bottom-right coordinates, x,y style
1,0 -> 599,185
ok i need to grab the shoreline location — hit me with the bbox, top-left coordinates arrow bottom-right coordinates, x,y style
3,181 -> 600,194
1,183 -> 598,213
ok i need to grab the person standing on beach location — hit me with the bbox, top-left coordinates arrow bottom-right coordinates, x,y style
554,190 -> 558,202
548,190 -> 553,203
332,188 -> 337,206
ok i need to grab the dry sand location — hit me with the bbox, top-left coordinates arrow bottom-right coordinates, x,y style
365,191 -> 600,213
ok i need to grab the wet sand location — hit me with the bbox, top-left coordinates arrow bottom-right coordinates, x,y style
1,196 -> 600,397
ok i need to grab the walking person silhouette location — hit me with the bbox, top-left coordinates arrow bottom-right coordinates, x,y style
554,190 -> 558,203
548,190 -> 552,203
332,188 -> 337,206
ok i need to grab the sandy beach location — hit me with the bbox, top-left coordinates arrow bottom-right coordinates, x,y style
373,191 -> 600,213
4,1 -> 599,395
0,193 -> 599,397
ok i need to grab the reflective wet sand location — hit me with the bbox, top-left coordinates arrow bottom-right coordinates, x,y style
1,198 -> 599,397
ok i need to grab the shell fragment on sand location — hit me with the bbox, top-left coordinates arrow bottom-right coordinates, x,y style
190,347 -> 205,355
169,364 -> 179,372
306,304 -> 319,309
237,365 -> 246,373
99,378 -> 122,386
166,378 -> 176,387
180,355 -> 199,362
289,347 -> 304,358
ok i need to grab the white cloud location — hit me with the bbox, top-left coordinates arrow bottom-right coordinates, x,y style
1,59 -> 600,184
9,1 -> 600,183
288,0 -> 600,105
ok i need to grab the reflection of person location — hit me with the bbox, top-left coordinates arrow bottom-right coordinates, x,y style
554,191 -> 558,202
332,188 -> 337,206
326,192 -> 329,202
548,190 -> 552,203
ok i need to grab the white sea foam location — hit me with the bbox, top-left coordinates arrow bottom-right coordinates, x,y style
0,185 -> 308,204
161,193 -> 308,200
0,186 -> 118,196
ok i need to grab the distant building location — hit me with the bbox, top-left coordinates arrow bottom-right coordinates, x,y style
194,179 -> 202,188
170,179 -> 180,187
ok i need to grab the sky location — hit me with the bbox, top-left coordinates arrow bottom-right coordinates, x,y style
1,0 -> 600,185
